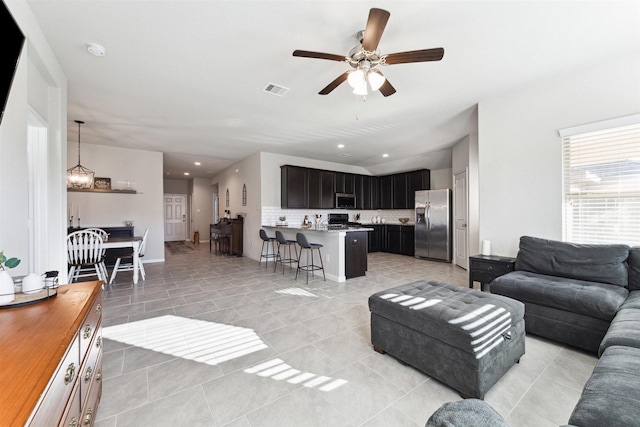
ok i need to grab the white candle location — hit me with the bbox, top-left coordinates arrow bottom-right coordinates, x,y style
77,205 -> 80,218
68,206 -> 71,217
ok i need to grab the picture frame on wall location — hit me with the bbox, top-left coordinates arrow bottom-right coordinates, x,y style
93,177 -> 111,190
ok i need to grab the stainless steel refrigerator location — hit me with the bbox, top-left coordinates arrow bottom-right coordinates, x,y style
414,189 -> 452,261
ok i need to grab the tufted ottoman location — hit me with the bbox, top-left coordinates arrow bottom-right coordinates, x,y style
368,280 -> 525,399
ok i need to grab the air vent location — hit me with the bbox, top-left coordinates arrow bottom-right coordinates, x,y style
263,83 -> 289,97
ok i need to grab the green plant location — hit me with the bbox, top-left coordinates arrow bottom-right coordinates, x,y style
279,216 -> 286,221
0,251 -> 20,270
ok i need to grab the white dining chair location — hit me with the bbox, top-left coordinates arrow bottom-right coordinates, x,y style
67,230 -> 106,283
83,227 -> 109,280
109,228 -> 148,284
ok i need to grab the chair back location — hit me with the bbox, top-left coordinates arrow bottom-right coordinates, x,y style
259,229 -> 271,242
139,229 -> 149,256
67,230 -> 104,266
275,230 -> 288,244
296,232 -> 310,249
84,227 -> 109,241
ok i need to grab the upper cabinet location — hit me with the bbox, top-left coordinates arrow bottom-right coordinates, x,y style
308,169 -> 335,209
281,165 -> 430,210
281,165 -> 308,208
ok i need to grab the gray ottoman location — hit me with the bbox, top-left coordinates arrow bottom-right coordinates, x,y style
369,280 -> 525,399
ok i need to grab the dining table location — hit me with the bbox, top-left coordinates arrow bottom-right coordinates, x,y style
103,235 -> 143,284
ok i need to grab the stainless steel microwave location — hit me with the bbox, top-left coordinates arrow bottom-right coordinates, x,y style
336,193 -> 356,209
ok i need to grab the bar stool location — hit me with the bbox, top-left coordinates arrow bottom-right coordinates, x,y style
274,230 -> 298,274
259,229 -> 277,268
295,232 -> 326,284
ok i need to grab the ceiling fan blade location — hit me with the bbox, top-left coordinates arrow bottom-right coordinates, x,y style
383,48 -> 445,65
319,72 -> 349,95
361,8 -> 390,52
293,50 -> 346,62
379,79 -> 396,97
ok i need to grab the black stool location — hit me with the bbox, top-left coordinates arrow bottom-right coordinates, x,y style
274,230 -> 298,274
259,229 -> 277,268
295,232 -> 326,284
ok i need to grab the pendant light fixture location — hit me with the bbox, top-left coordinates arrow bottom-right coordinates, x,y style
66,120 -> 94,189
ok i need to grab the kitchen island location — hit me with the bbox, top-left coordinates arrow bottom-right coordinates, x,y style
262,225 -> 372,282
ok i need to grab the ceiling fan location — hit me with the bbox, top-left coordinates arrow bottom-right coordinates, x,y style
292,8 -> 444,97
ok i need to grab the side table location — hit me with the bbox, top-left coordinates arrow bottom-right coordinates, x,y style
469,254 -> 516,291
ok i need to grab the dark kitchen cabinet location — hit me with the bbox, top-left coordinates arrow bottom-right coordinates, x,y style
393,173 -> 408,209
354,175 -> 364,210
367,224 -> 384,253
385,225 -> 402,254
401,225 -> 415,256
345,231 -> 368,279
355,175 -> 379,210
335,172 -> 355,195
281,165 -> 308,208
379,175 -> 393,209
308,169 -> 335,209
407,169 -> 431,208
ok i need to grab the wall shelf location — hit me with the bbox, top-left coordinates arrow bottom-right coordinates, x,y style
67,188 -> 137,194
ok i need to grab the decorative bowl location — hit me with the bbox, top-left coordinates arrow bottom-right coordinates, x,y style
398,218 -> 410,224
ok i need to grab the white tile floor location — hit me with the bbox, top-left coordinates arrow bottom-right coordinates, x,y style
94,243 -> 596,426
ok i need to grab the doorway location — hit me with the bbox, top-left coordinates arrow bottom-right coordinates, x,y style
27,110 -> 49,274
454,169 -> 468,269
164,194 -> 187,241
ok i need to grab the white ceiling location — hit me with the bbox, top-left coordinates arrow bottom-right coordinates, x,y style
25,1 -> 640,179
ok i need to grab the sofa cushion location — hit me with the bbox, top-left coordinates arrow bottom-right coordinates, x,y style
569,345 -> 640,427
599,307 -> 640,356
490,271 -> 628,322
514,236 -> 629,287
628,247 -> 640,291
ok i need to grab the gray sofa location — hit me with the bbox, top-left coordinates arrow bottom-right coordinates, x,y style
487,236 -> 640,427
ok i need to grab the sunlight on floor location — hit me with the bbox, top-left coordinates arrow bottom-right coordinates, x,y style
102,315 -> 268,365
244,358 -> 348,392
274,287 -> 318,297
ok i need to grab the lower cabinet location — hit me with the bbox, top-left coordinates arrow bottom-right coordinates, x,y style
345,231 -> 368,279
1,281 -> 103,426
369,225 -> 414,256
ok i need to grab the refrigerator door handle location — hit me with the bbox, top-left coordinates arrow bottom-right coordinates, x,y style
426,202 -> 431,229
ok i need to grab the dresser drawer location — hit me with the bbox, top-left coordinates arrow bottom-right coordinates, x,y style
81,322 -> 102,406
29,334 -> 81,426
79,293 -> 102,363
80,351 -> 102,427
58,381 -> 81,427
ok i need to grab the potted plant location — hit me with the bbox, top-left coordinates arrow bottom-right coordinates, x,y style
0,251 -> 20,304
278,216 -> 287,226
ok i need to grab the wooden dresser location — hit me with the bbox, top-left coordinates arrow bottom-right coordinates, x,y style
0,281 -> 103,426
210,218 -> 244,256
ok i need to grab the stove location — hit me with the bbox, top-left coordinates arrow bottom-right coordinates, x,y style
327,213 -> 361,229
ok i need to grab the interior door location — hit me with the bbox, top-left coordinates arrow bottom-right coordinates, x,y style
454,170 -> 468,269
164,194 -> 186,241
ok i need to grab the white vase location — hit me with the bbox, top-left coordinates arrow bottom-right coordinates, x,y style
0,270 -> 15,304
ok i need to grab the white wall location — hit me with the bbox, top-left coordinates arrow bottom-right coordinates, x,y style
1,1 -> 67,279
192,177 -> 214,239
67,144 -> 165,262
430,168 -> 452,190
479,53 -> 640,257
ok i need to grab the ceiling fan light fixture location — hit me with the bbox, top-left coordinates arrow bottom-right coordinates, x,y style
347,69 -> 365,89
367,69 -> 386,91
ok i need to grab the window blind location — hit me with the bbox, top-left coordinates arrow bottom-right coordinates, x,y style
561,120 -> 640,246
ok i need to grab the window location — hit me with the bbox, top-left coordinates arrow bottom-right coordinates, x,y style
560,115 -> 640,246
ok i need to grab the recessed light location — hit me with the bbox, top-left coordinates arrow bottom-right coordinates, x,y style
382,153 -> 389,158
86,43 -> 106,57
337,144 -> 345,149
184,172 -> 190,176
194,162 -> 201,166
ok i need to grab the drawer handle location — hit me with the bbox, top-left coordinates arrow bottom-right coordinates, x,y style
95,303 -> 102,314
84,366 -> 93,383
84,408 -> 93,426
96,336 -> 102,348
95,369 -> 102,382
64,363 -> 76,385
69,417 -> 78,427
83,325 -> 92,339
